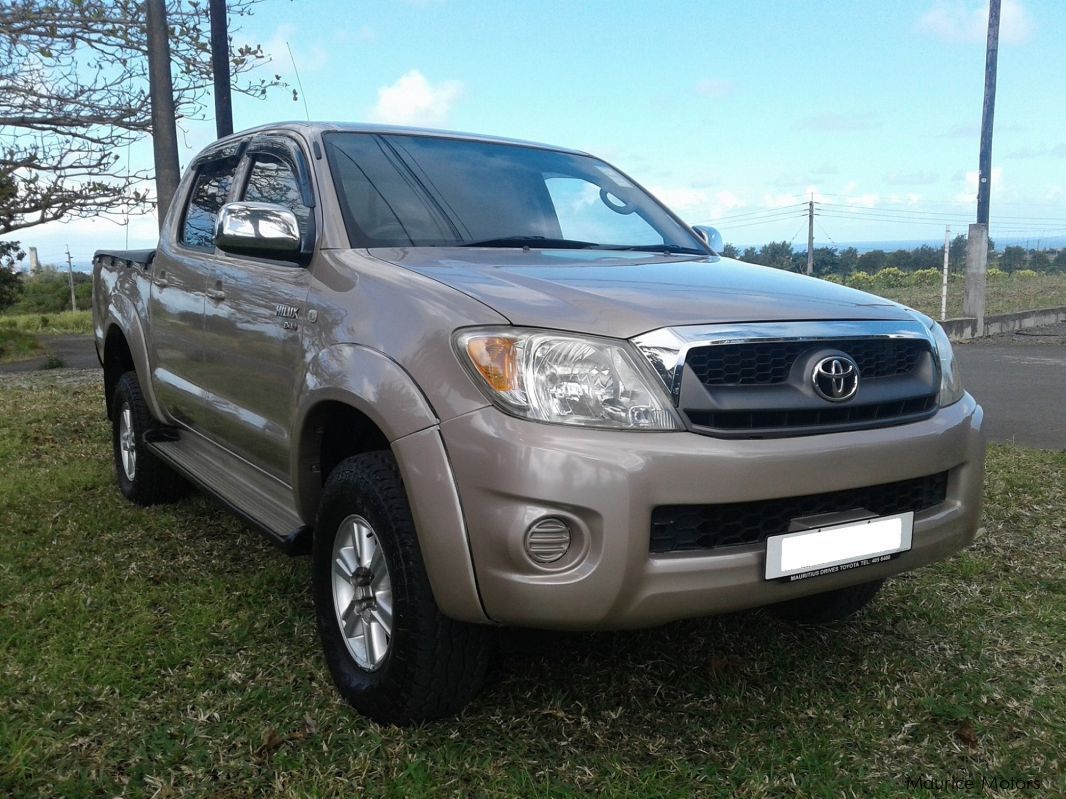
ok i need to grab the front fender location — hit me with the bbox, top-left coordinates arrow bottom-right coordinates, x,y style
292,343 -> 489,624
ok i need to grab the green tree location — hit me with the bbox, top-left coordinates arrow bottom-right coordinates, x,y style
758,241 -> 794,270
0,239 -> 24,310
999,246 -> 1026,273
741,246 -> 758,262
721,243 -> 739,258
1029,251 -> 1052,272
858,249 -> 888,273
0,0 -> 282,234
1052,249 -> 1066,273
838,246 -> 860,275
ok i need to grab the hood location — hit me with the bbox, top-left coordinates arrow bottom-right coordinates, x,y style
368,247 -> 913,339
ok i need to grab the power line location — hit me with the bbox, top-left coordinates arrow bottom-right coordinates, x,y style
708,203 -> 808,222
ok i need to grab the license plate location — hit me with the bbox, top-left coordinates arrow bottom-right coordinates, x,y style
764,512 -> 914,581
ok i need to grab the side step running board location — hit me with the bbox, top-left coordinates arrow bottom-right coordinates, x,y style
146,431 -> 312,556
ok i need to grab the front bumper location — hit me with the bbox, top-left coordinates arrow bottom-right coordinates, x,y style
439,394 -> 985,629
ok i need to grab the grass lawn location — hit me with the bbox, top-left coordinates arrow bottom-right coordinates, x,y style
0,328 -> 43,363
0,310 -> 93,336
862,274 -> 1066,321
1,372 -> 1063,798
0,312 -> 92,364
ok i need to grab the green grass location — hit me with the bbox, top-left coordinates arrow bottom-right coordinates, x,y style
0,309 -> 93,335
1,373 -> 1063,798
864,274 -> 1066,320
0,327 -> 43,362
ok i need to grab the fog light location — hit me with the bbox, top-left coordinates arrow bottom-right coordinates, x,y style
524,518 -> 572,564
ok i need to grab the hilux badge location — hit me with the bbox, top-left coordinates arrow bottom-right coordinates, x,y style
275,304 -> 299,319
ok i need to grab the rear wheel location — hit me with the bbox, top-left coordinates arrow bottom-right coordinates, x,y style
111,371 -> 187,505
768,579 -> 884,625
312,451 -> 493,725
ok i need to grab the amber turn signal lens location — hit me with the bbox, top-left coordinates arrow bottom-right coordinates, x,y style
465,336 -> 519,392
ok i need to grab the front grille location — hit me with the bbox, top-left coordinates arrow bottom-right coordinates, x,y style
686,338 -> 927,386
686,394 -> 937,432
650,472 -> 949,554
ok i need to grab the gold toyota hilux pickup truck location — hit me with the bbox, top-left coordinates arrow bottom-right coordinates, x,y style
93,123 -> 984,724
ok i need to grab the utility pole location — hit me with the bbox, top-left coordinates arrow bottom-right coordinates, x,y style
940,226 -> 951,321
65,246 -> 77,312
209,0 -> 234,138
964,0 -> 1000,334
146,0 -> 181,229
806,193 -> 814,275
976,0 -> 1000,226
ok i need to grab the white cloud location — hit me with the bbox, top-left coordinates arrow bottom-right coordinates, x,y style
918,0 -> 1033,45
369,70 -> 463,126
764,192 -> 804,209
646,187 -> 748,222
265,25 -> 329,76
648,186 -> 708,211
886,170 -> 938,185
695,79 -> 733,99
955,167 -> 1004,203
794,112 -> 878,132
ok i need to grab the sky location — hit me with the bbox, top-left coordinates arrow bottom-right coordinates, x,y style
9,0 -> 1066,268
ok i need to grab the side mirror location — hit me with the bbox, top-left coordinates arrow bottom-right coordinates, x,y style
692,225 -> 724,255
215,202 -> 301,256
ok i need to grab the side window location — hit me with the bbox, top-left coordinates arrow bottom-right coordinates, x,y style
242,154 -> 311,238
181,159 -> 238,249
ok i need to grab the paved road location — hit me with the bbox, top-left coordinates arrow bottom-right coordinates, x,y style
956,322 -> 1066,450
0,334 -> 98,373
4,331 -> 1063,449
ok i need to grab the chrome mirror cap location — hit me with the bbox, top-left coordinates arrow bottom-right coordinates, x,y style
692,225 -> 724,254
215,201 -> 301,254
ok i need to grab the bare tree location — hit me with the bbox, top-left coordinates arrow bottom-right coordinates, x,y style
0,0 -> 282,234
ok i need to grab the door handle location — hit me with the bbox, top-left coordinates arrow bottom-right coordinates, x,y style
206,288 -> 226,301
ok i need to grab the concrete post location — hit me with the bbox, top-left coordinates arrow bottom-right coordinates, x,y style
964,223 -> 988,335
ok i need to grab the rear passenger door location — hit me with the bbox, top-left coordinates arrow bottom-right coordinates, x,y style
198,136 -> 316,481
149,147 -> 242,427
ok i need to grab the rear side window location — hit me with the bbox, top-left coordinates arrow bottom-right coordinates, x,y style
181,159 -> 238,249
241,154 -> 312,238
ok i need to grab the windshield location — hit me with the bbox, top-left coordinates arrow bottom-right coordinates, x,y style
323,132 -> 704,253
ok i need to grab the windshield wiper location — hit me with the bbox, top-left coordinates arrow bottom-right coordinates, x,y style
602,244 -> 707,255
461,235 -> 598,249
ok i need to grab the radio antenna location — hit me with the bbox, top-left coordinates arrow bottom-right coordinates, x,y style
286,41 -> 312,121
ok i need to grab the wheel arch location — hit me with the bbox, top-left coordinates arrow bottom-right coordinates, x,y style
292,344 -> 488,623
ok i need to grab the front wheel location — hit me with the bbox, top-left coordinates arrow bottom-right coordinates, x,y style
767,579 -> 884,625
312,451 -> 493,725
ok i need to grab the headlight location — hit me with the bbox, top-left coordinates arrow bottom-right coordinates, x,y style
928,321 -> 964,406
455,328 -> 682,430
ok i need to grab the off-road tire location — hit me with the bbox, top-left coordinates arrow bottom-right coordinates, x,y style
312,451 -> 493,725
768,579 -> 884,625
111,371 -> 188,506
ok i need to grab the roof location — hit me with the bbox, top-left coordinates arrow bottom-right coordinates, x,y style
206,121 -> 589,157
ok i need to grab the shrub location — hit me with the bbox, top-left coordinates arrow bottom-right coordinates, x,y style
1014,269 -> 1038,280
847,271 -> 874,289
910,268 -> 941,287
986,267 -> 1008,281
872,267 -> 908,289
820,274 -> 843,284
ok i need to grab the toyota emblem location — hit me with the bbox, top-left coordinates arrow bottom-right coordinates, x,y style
812,355 -> 860,402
